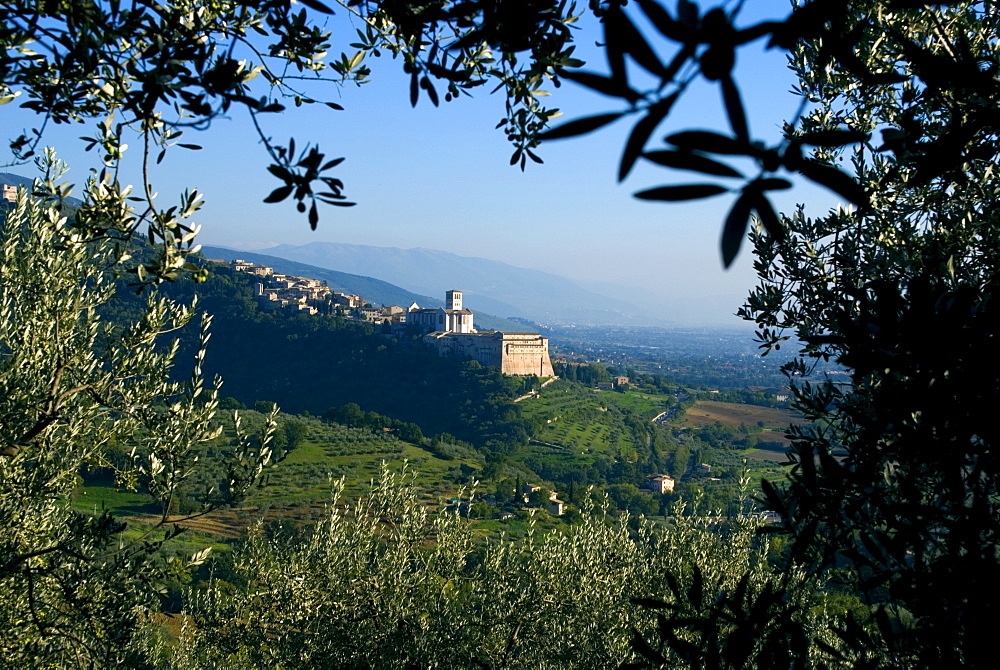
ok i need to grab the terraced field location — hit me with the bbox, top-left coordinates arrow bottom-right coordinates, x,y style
538,414 -> 632,457
75,414 -> 483,540
520,382 -> 673,458
678,400 -> 803,431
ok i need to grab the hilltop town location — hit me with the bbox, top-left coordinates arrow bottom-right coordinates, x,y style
224,258 -> 555,377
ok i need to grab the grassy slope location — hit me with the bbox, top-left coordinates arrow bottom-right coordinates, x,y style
75,414 -> 486,541
516,380 -> 675,472
252,421 -> 482,507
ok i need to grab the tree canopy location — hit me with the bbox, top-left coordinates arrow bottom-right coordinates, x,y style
0,0 -> 581,282
3,0 -> 1000,667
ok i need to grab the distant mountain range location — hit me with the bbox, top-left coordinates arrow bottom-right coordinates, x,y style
248,242 -> 660,326
0,172 -> 31,189
0,172 -> 741,326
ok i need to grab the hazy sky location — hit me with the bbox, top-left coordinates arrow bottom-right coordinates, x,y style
3,0 -> 840,326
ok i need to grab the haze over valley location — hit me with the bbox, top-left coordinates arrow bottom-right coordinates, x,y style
215,240 -> 752,327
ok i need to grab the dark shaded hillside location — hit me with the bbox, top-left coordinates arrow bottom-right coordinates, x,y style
104,265 -> 532,451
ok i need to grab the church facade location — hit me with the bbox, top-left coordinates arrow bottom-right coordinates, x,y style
407,290 -> 475,334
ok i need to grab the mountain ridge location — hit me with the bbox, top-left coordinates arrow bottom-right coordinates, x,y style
199,245 -> 527,332
253,241 -> 661,326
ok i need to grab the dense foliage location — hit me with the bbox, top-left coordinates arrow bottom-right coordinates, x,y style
168,466 -> 835,670
0,162 -> 277,665
4,1 -> 1000,668
739,4 -> 1000,665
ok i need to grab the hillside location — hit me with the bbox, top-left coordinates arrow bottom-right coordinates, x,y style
199,245 -> 525,332
250,241 -> 658,326
103,261 -> 537,453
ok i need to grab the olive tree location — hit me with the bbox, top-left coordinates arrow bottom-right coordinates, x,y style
740,3 -> 1000,666
169,467 -> 833,669
0,160 -> 277,666
0,0 -> 582,282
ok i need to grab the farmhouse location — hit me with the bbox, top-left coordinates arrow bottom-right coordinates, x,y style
548,496 -> 565,516
646,474 -> 675,493
521,484 -> 565,515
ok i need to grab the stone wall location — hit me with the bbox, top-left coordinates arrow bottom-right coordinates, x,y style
499,333 -> 555,376
425,331 -> 554,377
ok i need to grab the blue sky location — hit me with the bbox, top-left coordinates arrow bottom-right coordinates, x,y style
2,0 -> 839,326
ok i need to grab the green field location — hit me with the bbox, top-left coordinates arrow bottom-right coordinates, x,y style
76,413 -> 486,540
73,485 -> 159,515
519,380 -> 674,459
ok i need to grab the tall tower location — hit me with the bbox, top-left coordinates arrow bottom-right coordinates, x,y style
446,290 -> 462,311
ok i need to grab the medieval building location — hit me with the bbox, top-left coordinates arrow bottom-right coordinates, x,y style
411,291 -> 555,377
228,259 -> 554,378
407,289 -> 475,333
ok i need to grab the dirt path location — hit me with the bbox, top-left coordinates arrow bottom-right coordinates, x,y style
122,509 -> 250,540
514,376 -> 559,403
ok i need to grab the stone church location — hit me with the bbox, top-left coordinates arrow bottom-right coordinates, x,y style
409,290 -> 555,377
